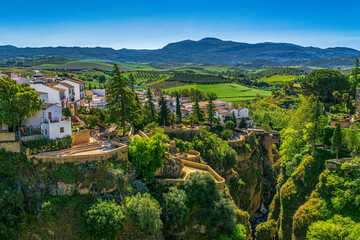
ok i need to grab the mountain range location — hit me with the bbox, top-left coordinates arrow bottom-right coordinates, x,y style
1,38 -> 359,65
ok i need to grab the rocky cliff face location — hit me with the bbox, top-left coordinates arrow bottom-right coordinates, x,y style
226,135 -> 280,218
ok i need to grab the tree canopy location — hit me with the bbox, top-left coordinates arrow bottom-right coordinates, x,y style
105,64 -> 139,135
0,77 -> 42,129
85,199 -> 125,240
301,69 -> 350,103
129,132 -> 169,180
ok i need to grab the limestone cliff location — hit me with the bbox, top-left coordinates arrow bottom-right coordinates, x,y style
226,134 -> 280,218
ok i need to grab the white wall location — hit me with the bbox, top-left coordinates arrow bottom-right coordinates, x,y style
42,121 -> 71,140
31,84 -> 61,105
93,89 -> 106,96
62,80 -> 80,101
23,105 -> 64,129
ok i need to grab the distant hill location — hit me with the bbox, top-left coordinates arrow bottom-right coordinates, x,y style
0,38 -> 359,66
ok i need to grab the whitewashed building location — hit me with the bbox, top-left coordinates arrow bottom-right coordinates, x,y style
23,104 -> 71,140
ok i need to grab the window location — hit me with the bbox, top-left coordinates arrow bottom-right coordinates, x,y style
45,129 -> 47,135
60,127 -> 64,133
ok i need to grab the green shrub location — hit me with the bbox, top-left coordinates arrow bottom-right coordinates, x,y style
231,223 -> 247,240
23,136 -> 73,154
127,193 -> 163,235
0,187 -> 25,239
225,121 -> 235,130
85,199 -> 125,240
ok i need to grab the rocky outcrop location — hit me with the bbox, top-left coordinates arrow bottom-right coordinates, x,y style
155,157 -> 184,178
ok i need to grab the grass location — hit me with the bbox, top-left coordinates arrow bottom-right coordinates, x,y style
260,75 -> 298,83
165,83 -> 271,102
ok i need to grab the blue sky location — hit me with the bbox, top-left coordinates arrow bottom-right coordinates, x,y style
1,0 -> 360,49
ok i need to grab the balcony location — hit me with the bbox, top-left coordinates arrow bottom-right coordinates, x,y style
43,117 -> 70,124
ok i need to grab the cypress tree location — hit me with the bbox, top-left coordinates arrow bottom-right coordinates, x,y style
176,93 -> 182,123
193,97 -> 204,123
331,123 -> 342,160
206,98 -> 216,126
159,93 -> 170,126
146,88 -> 156,122
129,73 -> 136,92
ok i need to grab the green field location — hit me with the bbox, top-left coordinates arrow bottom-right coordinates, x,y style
165,83 -> 271,102
260,75 -> 297,83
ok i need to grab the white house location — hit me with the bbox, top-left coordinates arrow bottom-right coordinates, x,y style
30,83 -> 67,107
214,106 -> 249,124
89,96 -> 107,110
62,78 -> 85,106
54,82 -> 76,103
23,104 -> 71,140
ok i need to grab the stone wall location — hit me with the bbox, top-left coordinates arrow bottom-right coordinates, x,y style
0,132 -> 15,141
72,129 -> 90,146
228,135 -> 246,148
30,144 -> 128,164
329,118 -> 351,128
21,134 -> 43,142
261,132 -> 281,151
158,159 -> 225,192
0,141 -> 21,153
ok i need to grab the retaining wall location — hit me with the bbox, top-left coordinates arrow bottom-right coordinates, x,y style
21,134 -> 43,142
228,135 -> 246,148
72,129 -> 90,146
0,142 -> 21,153
0,132 -> 15,141
29,144 -> 128,164
158,159 -> 225,192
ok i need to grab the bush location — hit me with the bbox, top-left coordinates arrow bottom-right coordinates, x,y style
22,136 -> 73,154
162,186 -> 188,231
184,172 -> 217,206
85,199 -> 125,240
0,187 -> 25,239
231,224 -> 247,240
84,114 -> 99,128
127,193 -> 163,235
222,129 -> 233,140
225,121 -> 235,130
62,107 -> 71,117
210,124 -> 224,132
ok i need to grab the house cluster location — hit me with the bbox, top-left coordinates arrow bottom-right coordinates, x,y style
136,90 -> 253,127
1,72 -> 90,139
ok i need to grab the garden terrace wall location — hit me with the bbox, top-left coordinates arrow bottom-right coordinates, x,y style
228,135 -> 246,148
29,144 -> 128,164
72,129 -> 90,146
178,150 -> 201,161
0,142 -> 21,153
158,159 -> 225,192
0,132 -> 16,141
21,134 -> 43,142
330,118 -> 351,128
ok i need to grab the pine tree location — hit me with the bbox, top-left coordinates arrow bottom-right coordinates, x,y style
146,88 -> 156,122
176,93 -> 182,123
239,117 -> 247,129
129,73 -> 136,92
159,93 -> 170,126
331,123 -> 342,160
105,64 -> 139,135
351,57 -> 360,76
231,112 -> 237,124
206,98 -> 216,126
193,97 -> 204,123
